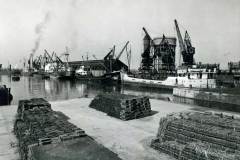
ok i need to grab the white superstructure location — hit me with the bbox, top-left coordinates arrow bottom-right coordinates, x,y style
121,65 -> 218,89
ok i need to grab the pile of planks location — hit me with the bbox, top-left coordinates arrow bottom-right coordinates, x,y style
14,98 -> 86,160
151,112 -> 240,160
89,93 -> 151,120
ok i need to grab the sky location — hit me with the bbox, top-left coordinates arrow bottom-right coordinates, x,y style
0,0 -> 240,69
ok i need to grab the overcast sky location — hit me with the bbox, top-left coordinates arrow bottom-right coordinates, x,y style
0,0 -> 239,69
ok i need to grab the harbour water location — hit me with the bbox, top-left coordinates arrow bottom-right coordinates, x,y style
1,75 -> 239,113
0,75 -> 173,105
1,75 -> 240,160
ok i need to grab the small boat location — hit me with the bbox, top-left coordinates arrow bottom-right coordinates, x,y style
12,76 -> 20,81
75,66 -> 118,84
11,69 -> 21,81
75,66 -> 96,80
57,67 -> 75,80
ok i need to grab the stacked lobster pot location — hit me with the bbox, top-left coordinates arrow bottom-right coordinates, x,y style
14,98 -> 86,160
89,93 -> 151,120
151,112 -> 240,160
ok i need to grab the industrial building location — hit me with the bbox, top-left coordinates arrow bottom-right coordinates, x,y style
68,58 -> 128,77
69,42 -> 130,78
228,61 -> 240,75
139,27 -> 177,79
152,36 -> 176,72
140,20 -> 195,77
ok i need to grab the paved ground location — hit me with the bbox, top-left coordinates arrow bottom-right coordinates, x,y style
0,105 -> 19,160
51,98 -> 194,160
1,97 -> 238,160
32,136 -> 121,160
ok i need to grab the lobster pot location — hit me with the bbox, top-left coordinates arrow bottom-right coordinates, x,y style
89,93 -> 151,120
151,112 -> 240,160
13,98 -> 87,160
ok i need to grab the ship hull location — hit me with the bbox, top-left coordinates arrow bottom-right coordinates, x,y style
120,72 -> 216,89
75,73 -> 118,84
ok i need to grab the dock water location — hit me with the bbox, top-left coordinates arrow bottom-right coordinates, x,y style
173,87 -> 240,112
1,75 -> 240,160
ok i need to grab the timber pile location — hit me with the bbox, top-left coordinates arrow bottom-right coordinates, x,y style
14,98 -> 86,160
151,112 -> 240,160
89,93 -> 151,120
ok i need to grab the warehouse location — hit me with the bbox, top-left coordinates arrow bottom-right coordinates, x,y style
68,59 -> 128,77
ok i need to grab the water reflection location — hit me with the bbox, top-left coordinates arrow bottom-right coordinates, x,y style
0,75 -> 173,105
173,96 -> 240,113
1,75 -> 238,113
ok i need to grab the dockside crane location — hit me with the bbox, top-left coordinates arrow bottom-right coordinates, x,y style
92,54 -> 110,72
44,50 -> 55,64
116,41 -> 129,60
116,41 -> 131,72
32,55 -> 43,70
141,27 -> 154,72
104,45 -> 115,60
44,49 -> 58,71
184,31 -> 195,57
174,19 -> 195,66
115,41 -> 131,72
142,27 -> 152,42
103,42 -> 130,73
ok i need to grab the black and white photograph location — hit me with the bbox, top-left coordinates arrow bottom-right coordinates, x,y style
0,0 -> 240,159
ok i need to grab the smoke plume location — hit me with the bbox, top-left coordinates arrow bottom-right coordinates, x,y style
31,12 -> 51,55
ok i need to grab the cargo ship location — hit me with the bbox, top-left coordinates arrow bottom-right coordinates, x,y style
119,19 -> 219,89
121,64 -> 218,89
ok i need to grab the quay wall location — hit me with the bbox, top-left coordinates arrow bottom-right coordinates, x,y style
173,87 -> 240,106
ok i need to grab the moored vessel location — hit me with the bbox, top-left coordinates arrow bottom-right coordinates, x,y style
119,19 -> 219,89
121,64 -> 218,89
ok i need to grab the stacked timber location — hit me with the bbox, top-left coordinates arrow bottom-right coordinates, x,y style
151,112 -> 240,160
89,93 -> 151,120
14,98 -> 86,160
